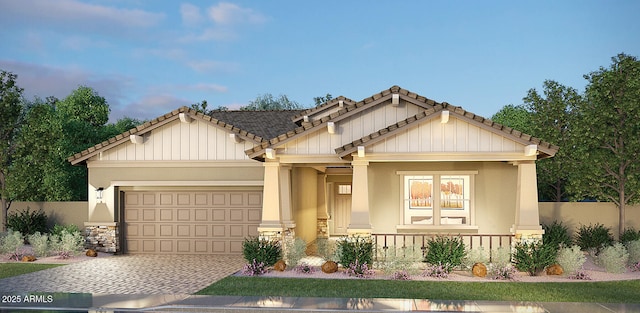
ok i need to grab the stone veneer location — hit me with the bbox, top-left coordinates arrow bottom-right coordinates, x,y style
84,222 -> 119,253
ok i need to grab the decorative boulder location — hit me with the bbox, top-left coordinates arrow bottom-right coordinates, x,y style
274,260 -> 287,271
546,264 -> 563,276
472,262 -> 487,277
21,255 -> 37,262
321,260 -> 338,273
86,249 -> 98,257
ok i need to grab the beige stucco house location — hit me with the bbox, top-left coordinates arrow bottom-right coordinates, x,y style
68,85 -> 558,254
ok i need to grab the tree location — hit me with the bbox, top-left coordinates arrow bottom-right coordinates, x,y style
569,53 -> 640,235
313,93 -> 333,106
0,70 -> 24,231
524,80 -> 582,201
241,93 -> 302,110
190,100 -> 227,114
57,85 -> 110,127
490,104 -> 533,135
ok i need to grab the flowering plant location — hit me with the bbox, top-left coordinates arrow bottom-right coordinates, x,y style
344,260 -> 375,278
294,263 -> 316,274
242,259 -> 268,276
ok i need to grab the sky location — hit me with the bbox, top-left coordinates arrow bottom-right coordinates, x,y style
1,0 -> 639,123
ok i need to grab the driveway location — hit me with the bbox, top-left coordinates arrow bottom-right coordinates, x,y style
0,254 -> 245,294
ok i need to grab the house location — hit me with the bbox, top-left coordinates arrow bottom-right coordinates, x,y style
68,85 -> 558,254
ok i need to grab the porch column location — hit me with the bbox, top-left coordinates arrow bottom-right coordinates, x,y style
348,159 -> 372,234
280,164 -> 295,238
258,161 -> 284,236
316,173 -> 329,238
511,161 -> 544,243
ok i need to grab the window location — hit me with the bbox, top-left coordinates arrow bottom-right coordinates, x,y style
399,171 -> 476,228
338,184 -> 352,195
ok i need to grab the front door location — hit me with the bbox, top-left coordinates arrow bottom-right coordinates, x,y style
333,183 -> 352,235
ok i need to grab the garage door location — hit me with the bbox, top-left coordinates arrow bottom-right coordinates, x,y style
123,190 -> 262,254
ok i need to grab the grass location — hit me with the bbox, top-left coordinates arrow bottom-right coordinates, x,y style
0,263 -> 65,279
197,276 -> 640,303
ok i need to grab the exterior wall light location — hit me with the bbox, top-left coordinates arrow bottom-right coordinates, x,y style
96,187 -> 104,202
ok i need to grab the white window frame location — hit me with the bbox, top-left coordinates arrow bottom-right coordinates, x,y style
396,171 -> 478,231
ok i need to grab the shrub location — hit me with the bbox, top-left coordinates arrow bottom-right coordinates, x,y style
27,232 -> 50,257
1,230 -> 26,260
597,243 -> 629,273
542,221 -> 572,251
626,239 -> 640,265
337,236 -> 373,267
49,230 -> 84,259
242,259 -> 268,276
316,238 -> 337,262
512,241 -> 556,276
422,264 -> 449,279
284,237 -> 307,267
556,245 -> 586,275
424,236 -> 466,273
344,260 -> 375,278
462,246 -> 490,270
391,270 -> 411,280
242,237 -> 281,267
293,263 -> 316,275
576,223 -> 614,256
491,247 -> 512,268
51,224 -> 81,239
377,245 -> 423,275
619,227 -> 640,245
6,209 -> 48,241
490,264 -> 516,280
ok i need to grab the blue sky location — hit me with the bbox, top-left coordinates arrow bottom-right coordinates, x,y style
1,0 -> 638,122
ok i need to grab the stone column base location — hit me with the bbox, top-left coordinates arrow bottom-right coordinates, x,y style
84,222 -> 118,253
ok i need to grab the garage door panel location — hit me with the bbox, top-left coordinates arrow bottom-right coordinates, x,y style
125,190 -> 261,255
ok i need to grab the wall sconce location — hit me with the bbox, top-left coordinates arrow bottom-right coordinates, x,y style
96,187 -> 104,202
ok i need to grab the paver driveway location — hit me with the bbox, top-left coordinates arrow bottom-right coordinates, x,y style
0,255 -> 244,294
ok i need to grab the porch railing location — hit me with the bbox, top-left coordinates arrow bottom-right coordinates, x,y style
371,233 -> 514,262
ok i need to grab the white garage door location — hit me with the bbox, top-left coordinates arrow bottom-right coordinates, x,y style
124,190 -> 262,254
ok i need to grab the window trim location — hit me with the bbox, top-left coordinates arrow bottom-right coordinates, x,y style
396,171 -> 478,232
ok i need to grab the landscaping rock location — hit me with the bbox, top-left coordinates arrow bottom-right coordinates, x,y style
321,260 -> 338,273
86,249 -> 98,257
472,262 -> 487,277
546,264 -> 563,276
274,260 -> 286,271
21,255 -> 37,262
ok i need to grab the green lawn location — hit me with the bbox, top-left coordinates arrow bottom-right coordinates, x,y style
197,277 -> 640,303
0,263 -> 65,279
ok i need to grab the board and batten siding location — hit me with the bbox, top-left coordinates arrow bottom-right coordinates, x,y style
101,119 -> 256,161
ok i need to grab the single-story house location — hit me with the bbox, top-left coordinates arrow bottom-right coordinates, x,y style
68,85 -> 558,254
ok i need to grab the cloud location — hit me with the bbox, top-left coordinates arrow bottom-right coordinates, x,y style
185,59 -> 238,73
208,2 -> 267,25
188,83 -> 228,93
116,94 -> 191,122
0,0 -> 165,35
181,3 -> 204,27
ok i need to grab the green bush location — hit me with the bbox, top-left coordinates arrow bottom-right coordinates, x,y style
597,243 -> 629,273
491,247 -> 512,268
51,224 -> 81,239
1,230 -> 26,260
284,237 -> 307,267
462,246 -> 490,270
49,230 -> 84,259
513,241 -> 556,276
315,238 -> 337,262
626,239 -> 640,265
556,245 -> 586,275
242,237 -> 281,267
6,209 -> 48,241
377,245 -> 423,275
576,223 -> 614,255
337,236 -> 373,267
424,236 -> 466,273
619,227 -> 640,245
542,221 -> 572,250
27,232 -> 50,257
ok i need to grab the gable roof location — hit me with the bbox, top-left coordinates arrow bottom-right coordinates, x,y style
67,107 -> 280,165
68,85 -> 559,165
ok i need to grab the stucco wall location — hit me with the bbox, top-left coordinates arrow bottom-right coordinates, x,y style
539,202 -> 640,238
368,161 -> 518,234
8,202 -> 87,230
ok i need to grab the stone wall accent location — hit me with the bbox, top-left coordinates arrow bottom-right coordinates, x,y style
317,218 -> 328,238
84,222 -> 118,253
